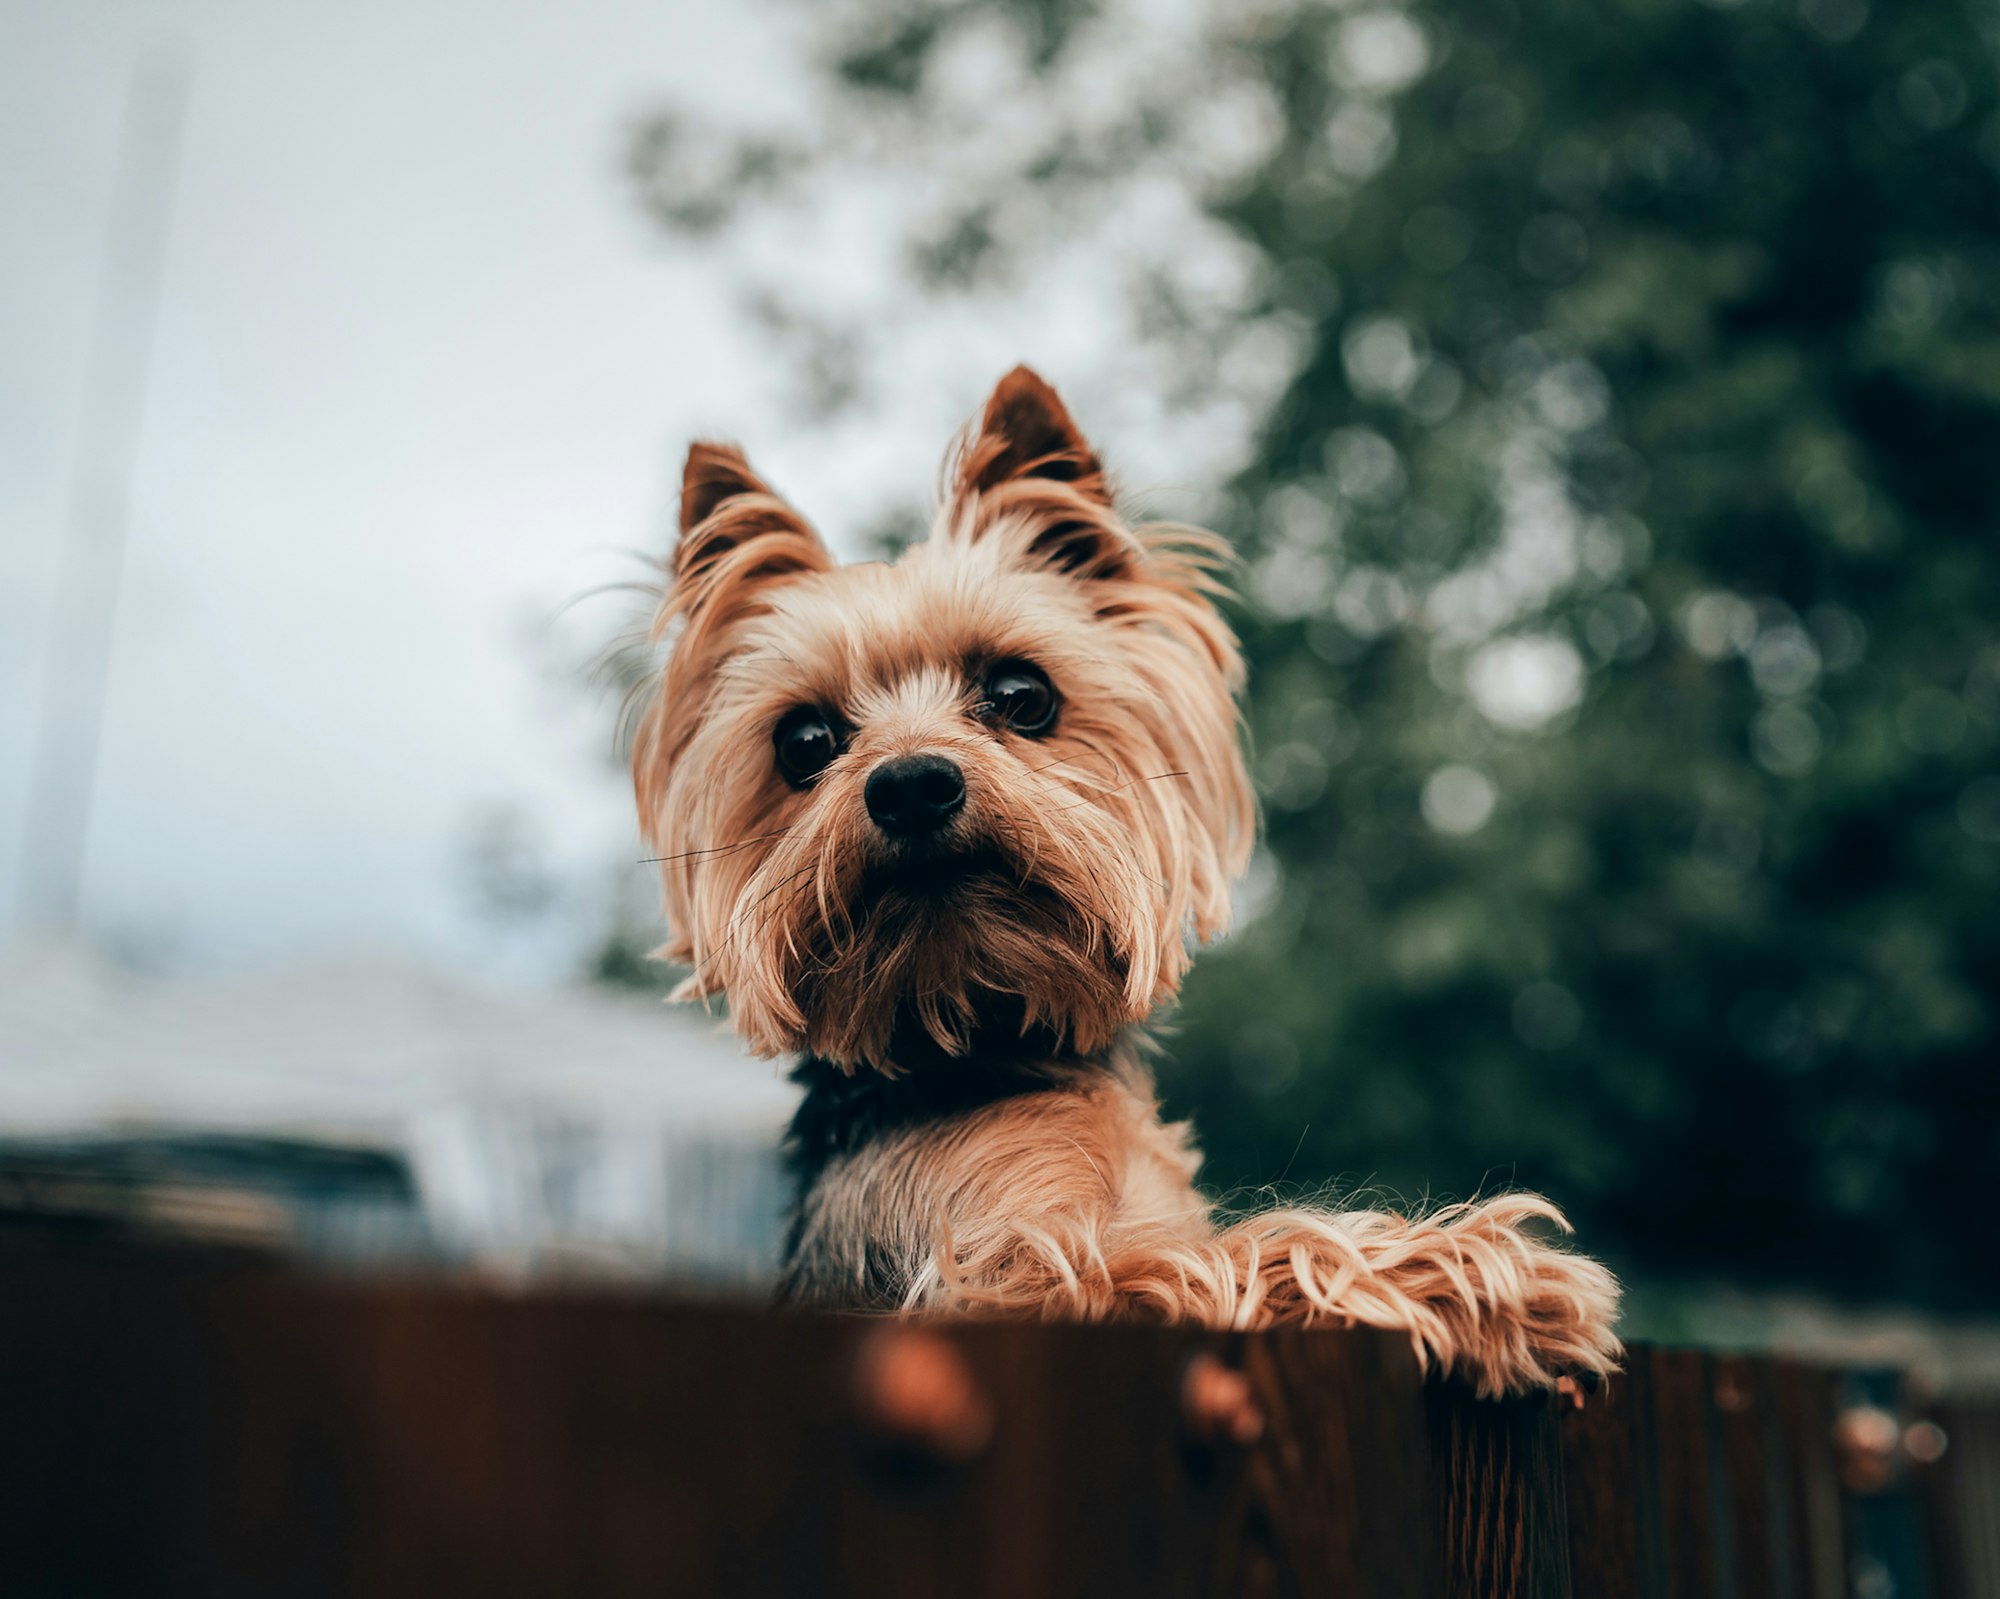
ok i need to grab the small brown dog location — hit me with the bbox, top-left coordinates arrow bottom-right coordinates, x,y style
633,367 -> 1620,1396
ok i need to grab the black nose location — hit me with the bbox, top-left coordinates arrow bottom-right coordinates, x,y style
864,754 -> 966,838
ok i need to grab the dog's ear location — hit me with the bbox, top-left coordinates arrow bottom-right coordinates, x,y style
668,443 -> 831,645
952,367 -> 1142,581
957,366 -> 1112,505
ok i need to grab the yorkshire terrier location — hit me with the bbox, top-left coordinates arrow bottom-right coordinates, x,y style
633,367 -> 1621,1397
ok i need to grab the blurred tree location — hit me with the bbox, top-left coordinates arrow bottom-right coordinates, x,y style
621,0 -> 2000,1308
459,804 -> 559,927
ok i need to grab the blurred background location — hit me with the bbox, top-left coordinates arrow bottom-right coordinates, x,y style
4,0 -> 1997,1355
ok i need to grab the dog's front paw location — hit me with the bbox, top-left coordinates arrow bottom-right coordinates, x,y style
1195,1192 -> 1622,1396
1421,1194 -> 1623,1399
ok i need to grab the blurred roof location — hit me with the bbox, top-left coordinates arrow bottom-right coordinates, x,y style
0,943 -> 798,1275
0,939 -> 794,1142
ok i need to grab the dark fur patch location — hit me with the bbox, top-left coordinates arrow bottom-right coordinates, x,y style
777,1027 -> 1093,1299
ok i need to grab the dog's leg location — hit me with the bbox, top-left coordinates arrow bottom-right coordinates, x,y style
914,1184 -> 1620,1397
924,1191 -> 1624,1391
876,1075 -> 1620,1396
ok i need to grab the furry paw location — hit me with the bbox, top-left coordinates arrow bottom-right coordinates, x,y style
1440,1199 -> 1624,1399
1226,1192 -> 1623,1399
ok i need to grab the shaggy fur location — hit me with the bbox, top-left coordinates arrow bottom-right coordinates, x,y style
633,366 -> 1621,1397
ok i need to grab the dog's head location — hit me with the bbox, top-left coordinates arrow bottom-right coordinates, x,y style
633,367 -> 1254,1071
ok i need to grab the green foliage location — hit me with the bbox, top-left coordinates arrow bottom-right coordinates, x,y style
626,0 -> 2000,1307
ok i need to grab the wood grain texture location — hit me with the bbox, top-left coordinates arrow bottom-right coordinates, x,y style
1918,1398 -> 2000,1599
1,1246 -> 1982,1599
0,1249 -> 1434,1599
1426,1380 -> 1572,1599
1714,1353 -> 1787,1599
1560,1345 -> 1666,1599
1234,1324 -> 1438,1598
1774,1361 -> 1850,1599
1646,1348 -> 1722,1599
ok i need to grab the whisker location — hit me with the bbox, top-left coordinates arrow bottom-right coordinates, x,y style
639,826 -> 793,867
1022,749 -> 1122,786
989,807 -> 1040,887
1045,770 -> 1189,812
1023,752 -> 1099,777
686,861 -> 818,983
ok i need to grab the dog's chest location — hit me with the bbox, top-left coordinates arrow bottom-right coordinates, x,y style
776,1054 -> 1205,1311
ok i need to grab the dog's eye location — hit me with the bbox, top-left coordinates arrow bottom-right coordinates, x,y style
981,662 -> 1058,737
774,708 -> 842,786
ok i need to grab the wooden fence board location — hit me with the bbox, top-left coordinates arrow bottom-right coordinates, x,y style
2,1247 -> 1996,1598
1916,1398 -> 2000,1599
1715,1353 -> 1801,1599
1426,1381 -> 1571,1599
1774,1360 -> 1851,1599
1237,1324 -> 1437,1598
1648,1348 -> 1724,1598
1560,1343 -> 1666,1599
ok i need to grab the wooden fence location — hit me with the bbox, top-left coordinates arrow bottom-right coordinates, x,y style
2,1247 -> 1994,1598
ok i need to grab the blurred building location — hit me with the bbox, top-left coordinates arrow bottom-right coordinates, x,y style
0,942 -> 796,1285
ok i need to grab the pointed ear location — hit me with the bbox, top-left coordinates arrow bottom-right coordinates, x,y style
952,367 -> 1145,580
681,441 -> 767,535
669,443 -> 831,630
956,366 -> 1112,505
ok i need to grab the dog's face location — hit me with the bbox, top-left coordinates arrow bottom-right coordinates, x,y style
634,368 -> 1254,1071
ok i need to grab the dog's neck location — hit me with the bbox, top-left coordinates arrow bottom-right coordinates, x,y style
780,1019 -> 1136,1204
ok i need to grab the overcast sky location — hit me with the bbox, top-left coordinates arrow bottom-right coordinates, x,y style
0,0 -> 865,984
2,0 -> 1266,992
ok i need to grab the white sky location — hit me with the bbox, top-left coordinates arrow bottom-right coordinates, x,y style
0,0 -> 869,983
1,0 -> 1258,988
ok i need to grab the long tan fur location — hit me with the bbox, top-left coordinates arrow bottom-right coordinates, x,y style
633,366 -> 1621,1395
